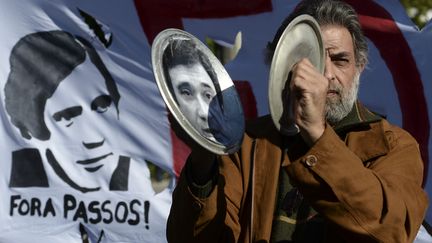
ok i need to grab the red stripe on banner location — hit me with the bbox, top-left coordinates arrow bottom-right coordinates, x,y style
134,0 -> 272,44
134,0 -> 270,177
234,80 -> 258,120
170,129 -> 191,178
346,0 -> 430,185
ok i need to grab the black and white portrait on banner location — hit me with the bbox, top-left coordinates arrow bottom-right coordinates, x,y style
0,3 -> 174,242
6,31 -> 130,193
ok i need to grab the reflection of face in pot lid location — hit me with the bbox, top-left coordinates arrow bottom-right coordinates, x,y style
169,63 -> 219,142
152,28 -> 245,154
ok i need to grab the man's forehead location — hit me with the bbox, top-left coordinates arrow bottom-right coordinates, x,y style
321,25 -> 354,50
45,57 -> 109,110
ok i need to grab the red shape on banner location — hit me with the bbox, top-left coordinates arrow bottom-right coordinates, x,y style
234,80 -> 258,120
134,0 -> 272,44
134,0 -> 271,176
169,129 -> 191,178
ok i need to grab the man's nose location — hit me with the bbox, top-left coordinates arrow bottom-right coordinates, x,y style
324,55 -> 335,81
197,98 -> 209,121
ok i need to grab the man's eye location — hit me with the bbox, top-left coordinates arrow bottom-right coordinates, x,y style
204,92 -> 213,100
53,117 -> 74,127
202,87 -> 216,100
333,58 -> 349,67
52,106 -> 83,127
95,106 -> 107,113
91,95 -> 112,113
180,88 -> 192,96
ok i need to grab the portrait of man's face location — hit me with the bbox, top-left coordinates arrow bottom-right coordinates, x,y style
43,55 -> 119,190
5,31 -> 129,193
168,62 -> 219,142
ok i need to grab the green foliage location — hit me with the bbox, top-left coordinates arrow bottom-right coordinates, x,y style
400,0 -> 432,29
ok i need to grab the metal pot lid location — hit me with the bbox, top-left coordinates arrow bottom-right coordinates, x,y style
268,14 -> 325,135
152,28 -> 244,155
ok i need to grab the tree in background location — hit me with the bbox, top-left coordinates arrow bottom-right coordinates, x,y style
401,0 -> 432,29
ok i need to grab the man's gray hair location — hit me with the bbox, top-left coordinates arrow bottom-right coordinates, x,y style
267,0 -> 368,68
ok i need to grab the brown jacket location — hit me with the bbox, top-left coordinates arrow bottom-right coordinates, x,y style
167,103 -> 428,243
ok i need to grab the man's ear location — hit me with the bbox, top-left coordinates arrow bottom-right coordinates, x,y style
357,62 -> 366,73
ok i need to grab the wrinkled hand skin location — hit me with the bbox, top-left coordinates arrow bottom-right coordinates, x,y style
290,58 -> 328,146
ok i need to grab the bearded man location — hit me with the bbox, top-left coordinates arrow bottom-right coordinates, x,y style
166,0 -> 428,242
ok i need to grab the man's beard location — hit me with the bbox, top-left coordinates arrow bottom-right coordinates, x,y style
325,72 -> 360,125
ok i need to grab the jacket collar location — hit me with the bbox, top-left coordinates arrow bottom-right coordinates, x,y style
333,101 -> 389,162
332,100 -> 382,134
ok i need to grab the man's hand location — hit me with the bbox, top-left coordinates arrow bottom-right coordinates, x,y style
290,58 -> 328,146
188,148 -> 217,185
169,114 -> 217,184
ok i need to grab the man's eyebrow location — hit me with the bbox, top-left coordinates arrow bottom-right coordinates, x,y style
200,82 -> 213,89
329,51 -> 351,59
177,82 -> 191,89
52,106 -> 83,121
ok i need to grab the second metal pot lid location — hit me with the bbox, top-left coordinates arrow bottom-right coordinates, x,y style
268,14 -> 325,135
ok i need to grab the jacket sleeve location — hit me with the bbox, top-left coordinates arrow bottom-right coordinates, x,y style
286,122 -> 429,242
166,148 -> 250,243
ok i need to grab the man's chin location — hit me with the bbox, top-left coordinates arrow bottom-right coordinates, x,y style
326,95 -> 341,104
325,103 -> 346,124
46,149 -> 101,193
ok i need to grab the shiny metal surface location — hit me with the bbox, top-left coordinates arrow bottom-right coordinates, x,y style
268,14 -> 325,135
152,28 -> 244,154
